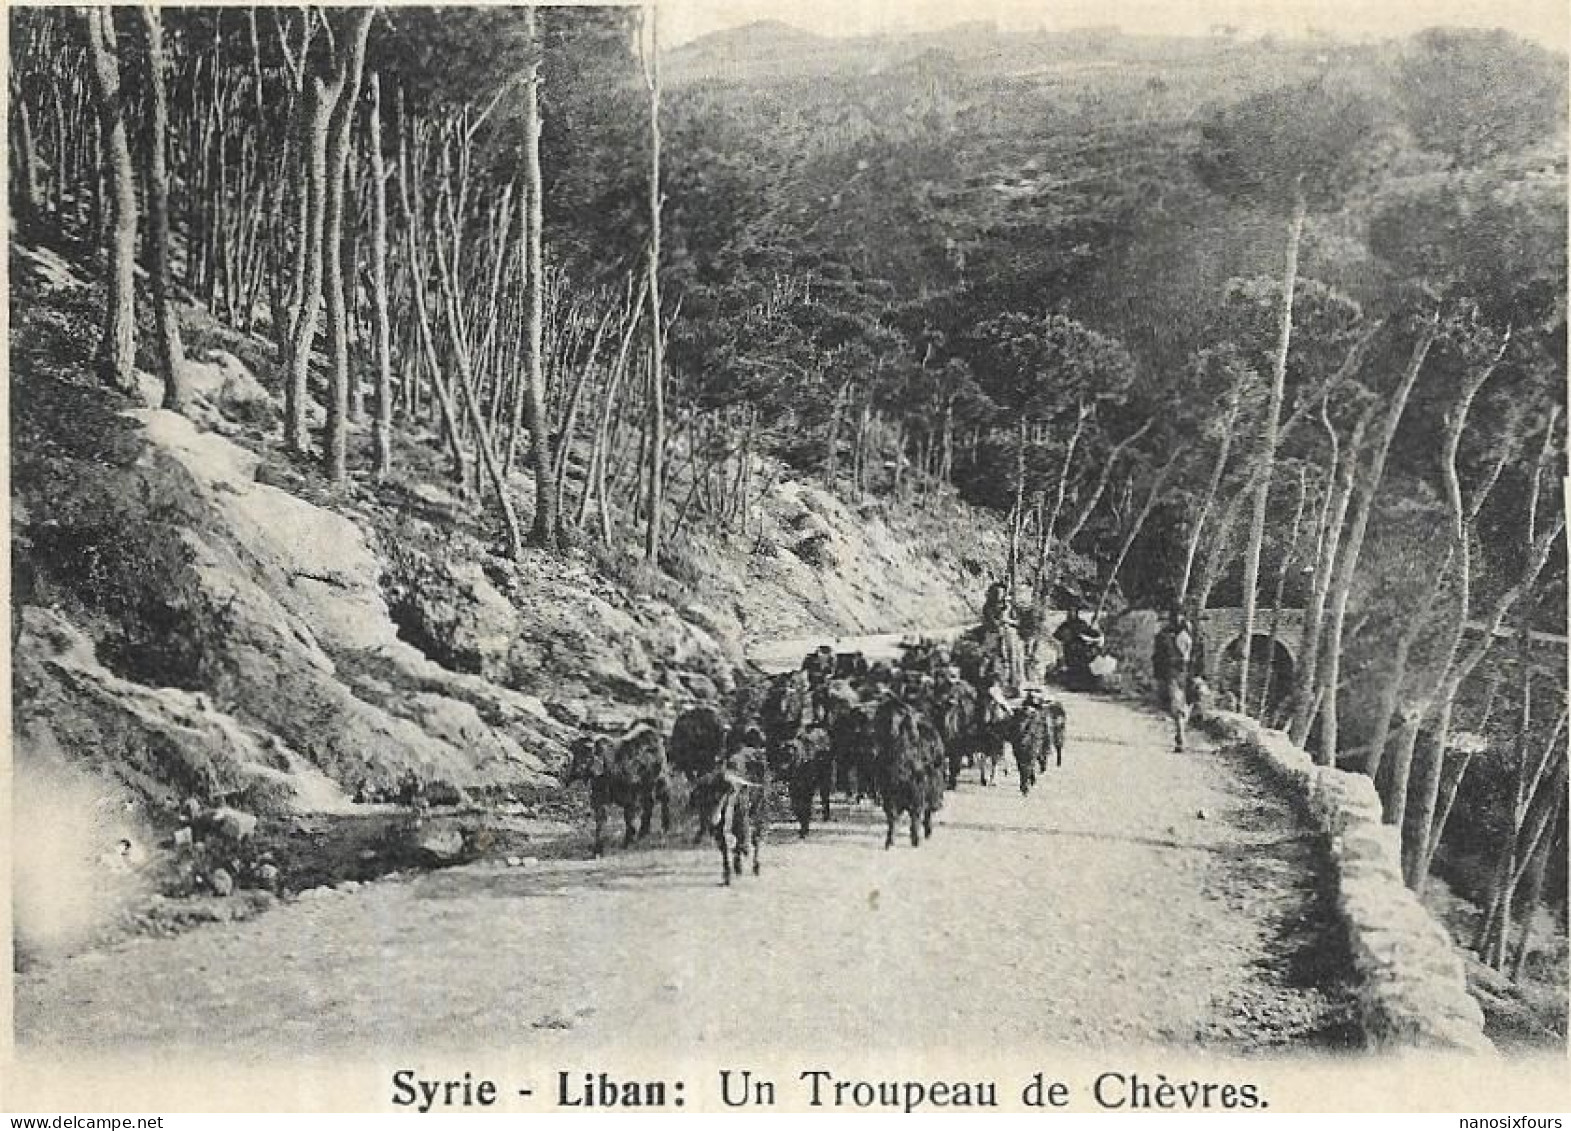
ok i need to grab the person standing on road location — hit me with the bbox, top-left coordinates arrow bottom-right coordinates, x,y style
1152,606 -> 1195,752
1054,601 -> 1105,691
997,591 -> 1027,694
979,574 -> 1026,695
1185,609 -> 1209,712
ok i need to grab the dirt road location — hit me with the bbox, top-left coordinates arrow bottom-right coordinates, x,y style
15,691 -> 1356,1053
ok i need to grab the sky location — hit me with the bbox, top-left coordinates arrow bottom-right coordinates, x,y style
656,0 -> 1570,50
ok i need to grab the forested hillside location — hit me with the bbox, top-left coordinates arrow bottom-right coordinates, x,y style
663,19 -> 1570,979
7,6 -> 1567,1021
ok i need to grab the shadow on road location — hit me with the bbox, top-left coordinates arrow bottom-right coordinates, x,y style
414,809 -> 899,899
938,820 -> 1246,855
413,857 -> 720,900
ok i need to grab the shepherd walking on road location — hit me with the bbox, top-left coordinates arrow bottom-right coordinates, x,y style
981,574 -> 1027,694
1152,607 -> 1195,752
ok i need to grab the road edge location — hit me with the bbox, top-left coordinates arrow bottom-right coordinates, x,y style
1200,710 -> 1497,1057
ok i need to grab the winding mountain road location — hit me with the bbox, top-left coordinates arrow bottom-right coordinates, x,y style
15,688 -> 1357,1054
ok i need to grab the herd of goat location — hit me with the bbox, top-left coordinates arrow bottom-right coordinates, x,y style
566,642 -> 1070,885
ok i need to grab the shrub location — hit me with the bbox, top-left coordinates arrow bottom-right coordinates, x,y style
24,459 -> 228,693
586,539 -> 691,604
587,539 -> 637,588
658,539 -> 706,591
793,529 -> 834,568
222,390 -> 280,433
751,531 -> 781,558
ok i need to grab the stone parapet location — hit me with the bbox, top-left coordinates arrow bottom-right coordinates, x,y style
1202,711 -> 1495,1055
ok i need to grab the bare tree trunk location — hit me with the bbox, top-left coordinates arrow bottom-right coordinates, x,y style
1317,321 -> 1437,763
1005,421 -> 1027,596
210,84 -> 229,317
240,15 -> 274,330
272,15 -> 316,379
286,77 -> 335,453
1058,418 -> 1154,555
1034,405 -> 1092,601
394,93 -> 467,486
201,25 -> 223,310
575,273 -> 646,528
854,398 -> 872,494
598,388 -> 622,546
1482,646 -> 1544,964
1475,679 -> 1557,958
551,305 -> 614,513
190,85 -> 212,301
10,22 -> 52,230
82,7 -> 140,396
739,405 -> 756,533
640,6 -> 665,563
138,7 -> 186,413
1029,491 -> 1048,597
322,8 -> 375,483
236,135 -> 273,333
1368,347 -> 1514,782
824,377 -> 848,485
1405,398 -> 1559,888
431,167 -> 524,561
1256,463 -> 1309,720
1177,381 -> 1243,607
406,255 -> 467,481
91,119 -> 106,253
479,187 -> 520,440
1291,399 -> 1362,744
1195,486 -> 1247,619
367,72 -> 394,479
1406,507 -> 1565,889
891,418 -> 907,496
1428,677 -> 1502,859
1482,759 -> 1566,965
1238,186 -> 1306,701
345,153 -> 365,422
49,80 -> 70,219
1095,451 -> 1181,619
939,395 -> 955,486
11,97 -> 42,234
1368,549 -> 1453,790
847,398 -> 861,492
1509,806 -> 1560,981
627,361 -> 651,522
523,11 -> 558,548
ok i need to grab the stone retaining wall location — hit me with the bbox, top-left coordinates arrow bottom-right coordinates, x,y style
1203,711 -> 1495,1055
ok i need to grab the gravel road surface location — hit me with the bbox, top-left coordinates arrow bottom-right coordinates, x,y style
16,691 -> 1357,1053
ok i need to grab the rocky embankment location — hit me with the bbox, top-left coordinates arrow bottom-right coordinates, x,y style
10,241 -> 1000,963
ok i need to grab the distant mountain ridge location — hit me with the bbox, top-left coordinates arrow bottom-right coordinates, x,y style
669,18 -> 826,56
666,17 -> 1000,84
662,17 -> 1240,86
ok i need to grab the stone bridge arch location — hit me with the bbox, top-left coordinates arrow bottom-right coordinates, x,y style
1196,608 -> 1306,670
1196,608 -> 1306,718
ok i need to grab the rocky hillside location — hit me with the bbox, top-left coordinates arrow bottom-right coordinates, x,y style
9,239 -> 1001,953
